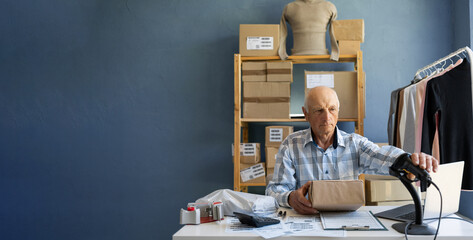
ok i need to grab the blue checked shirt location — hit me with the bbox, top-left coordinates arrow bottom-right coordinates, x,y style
265,127 -> 405,207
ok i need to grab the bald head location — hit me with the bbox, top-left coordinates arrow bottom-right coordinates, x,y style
304,86 -> 340,112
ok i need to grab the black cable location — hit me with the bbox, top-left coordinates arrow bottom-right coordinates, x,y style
403,181 -> 442,240
430,181 -> 442,240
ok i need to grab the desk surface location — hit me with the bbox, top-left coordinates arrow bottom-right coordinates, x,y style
173,206 -> 473,240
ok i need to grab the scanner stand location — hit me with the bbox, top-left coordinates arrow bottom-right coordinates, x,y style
391,176 -> 436,235
389,153 -> 435,235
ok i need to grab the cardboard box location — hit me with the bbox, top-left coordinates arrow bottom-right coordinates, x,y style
338,40 -> 361,55
239,143 -> 261,164
243,102 -> 290,119
242,62 -> 267,82
365,179 -> 414,202
265,126 -> 293,147
304,71 -> 358,119
267,62 -> 293,82
266,167 -> 274,176
240,163 -> 266,184
243,82 -> 290,101
240,24 -> 279,57
309,180 -> 365,211
332,19 -> 364,42
265,146 -> 279,168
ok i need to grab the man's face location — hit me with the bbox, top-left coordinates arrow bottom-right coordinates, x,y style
303,88 -> 339,138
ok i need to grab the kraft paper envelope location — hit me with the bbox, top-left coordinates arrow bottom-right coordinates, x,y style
308,180 -> 365,211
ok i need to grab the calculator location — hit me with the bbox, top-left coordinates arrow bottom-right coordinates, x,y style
233,212 -> 280,228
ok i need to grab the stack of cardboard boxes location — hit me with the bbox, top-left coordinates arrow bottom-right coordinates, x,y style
238,143 -> 266,184
239,24 -> 293,119
332,19 -> 364,55
242,62 -> 293,118
265,126 -> 293,181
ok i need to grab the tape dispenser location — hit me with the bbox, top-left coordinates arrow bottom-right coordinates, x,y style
180,201 -> 224,225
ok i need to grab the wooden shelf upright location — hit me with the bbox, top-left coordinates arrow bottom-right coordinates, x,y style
233,51 -> 365,192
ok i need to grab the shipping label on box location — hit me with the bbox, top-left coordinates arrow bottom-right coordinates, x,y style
242,62 -> 267,82
306,74 -> 334,88
241,143 -> 256,156
247,37 -> 273,50
268,128 -> 283,142
305,71 -> 358,119
239,24 -> 279,57
231,143 -> 261,164
240,163 -> 266,182
265,126 -> 293,147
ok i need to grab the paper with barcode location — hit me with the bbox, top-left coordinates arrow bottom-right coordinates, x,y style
247,36 -> 273,50
306,74 -> 334,89
269,128 -> 283,142
240,163 -> 265,182
241,143 -> 256,156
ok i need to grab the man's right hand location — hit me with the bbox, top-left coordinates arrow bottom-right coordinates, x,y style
288,181 -> 318,215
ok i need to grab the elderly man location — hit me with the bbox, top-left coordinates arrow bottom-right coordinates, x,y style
266,86 -> 439,214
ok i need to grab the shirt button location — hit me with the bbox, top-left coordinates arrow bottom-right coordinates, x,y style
325,170 -> 329,174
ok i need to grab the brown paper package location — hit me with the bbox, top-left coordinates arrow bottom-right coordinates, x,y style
308,180 -> 365,211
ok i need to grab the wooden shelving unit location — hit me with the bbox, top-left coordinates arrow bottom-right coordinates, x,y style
233,52 -> 365,192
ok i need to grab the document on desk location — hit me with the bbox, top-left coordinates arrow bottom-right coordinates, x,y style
320,210 -> 387,231
226,216 -> 345,239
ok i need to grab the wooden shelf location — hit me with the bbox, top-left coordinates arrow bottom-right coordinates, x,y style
241,118 -> 358,123
233,52 -> 365,192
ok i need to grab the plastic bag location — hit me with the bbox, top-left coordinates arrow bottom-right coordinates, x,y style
195,189 -> 278,216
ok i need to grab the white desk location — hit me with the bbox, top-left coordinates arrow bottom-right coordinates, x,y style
173,206 -> 473,240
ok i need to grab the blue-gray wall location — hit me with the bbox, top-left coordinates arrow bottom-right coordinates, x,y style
0,0 -> 470,239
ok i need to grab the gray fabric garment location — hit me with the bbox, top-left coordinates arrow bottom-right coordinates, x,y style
278,0 -> 339,61
388,87 -> 403,145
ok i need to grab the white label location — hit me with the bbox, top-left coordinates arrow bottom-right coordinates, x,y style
240,163 -> 265,182
269,128 -> 283,142
247,37 -> 273,50
306,74 -> 335,89
241,143 -> 256,156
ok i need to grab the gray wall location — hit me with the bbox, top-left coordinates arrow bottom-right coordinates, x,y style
0,0 -> 470,239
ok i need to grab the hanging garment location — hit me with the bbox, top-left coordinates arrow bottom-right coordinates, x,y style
388,87 -> 406,145
414,58 -> 464,152
278,0 -> 339,61
421,59 -> 473,190
399,84 -> 417,152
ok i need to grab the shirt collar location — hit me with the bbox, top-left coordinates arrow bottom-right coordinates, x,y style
304,126 -> 344,149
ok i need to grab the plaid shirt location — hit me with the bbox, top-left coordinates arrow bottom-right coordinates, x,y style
265,127 -> 405,207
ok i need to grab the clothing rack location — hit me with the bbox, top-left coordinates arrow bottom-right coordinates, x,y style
415,47 -> 472,79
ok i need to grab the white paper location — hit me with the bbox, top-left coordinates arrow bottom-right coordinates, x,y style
320,211 -> 385,230
241,143 -> 256,156
225,215 -> 345,238
225,217 -> 255,232
247,37 -> 273,50
240,163 -> 265,182
268,128 -> 283,142
306,74 -> 334,89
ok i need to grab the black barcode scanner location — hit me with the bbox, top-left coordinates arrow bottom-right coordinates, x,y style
389,153 -> 432,191
389,153 -> 436,235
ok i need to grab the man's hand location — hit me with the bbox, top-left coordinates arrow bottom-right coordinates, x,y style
288,182 -> 318,215
408,152 -> 439,180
